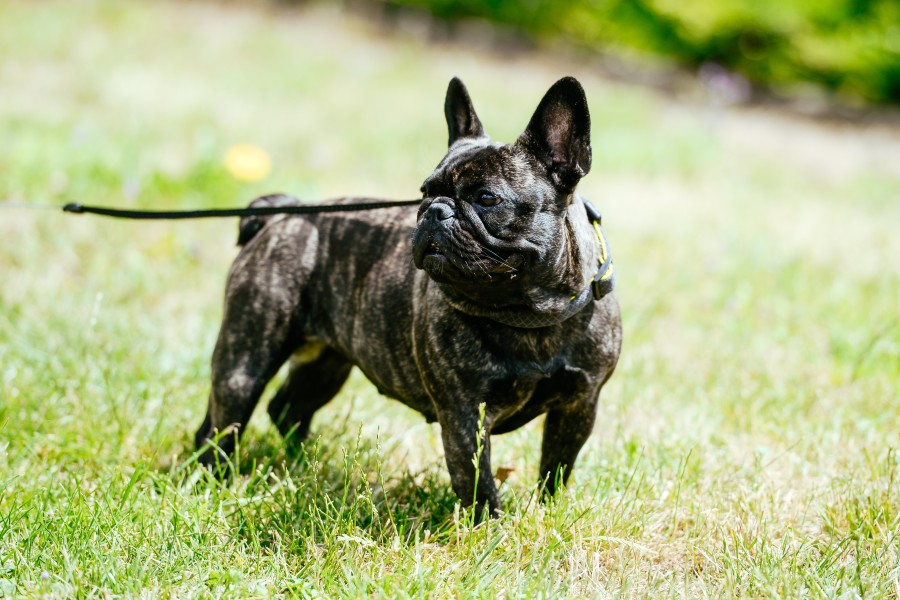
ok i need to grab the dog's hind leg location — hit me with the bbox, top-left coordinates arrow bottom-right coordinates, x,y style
267,345 -> 353,445
195,214 -> 320,471
194,320 -> 294,470
194,274 -> 302,471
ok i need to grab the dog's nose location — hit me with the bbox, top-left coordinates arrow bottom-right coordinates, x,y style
427,202 -> 454,221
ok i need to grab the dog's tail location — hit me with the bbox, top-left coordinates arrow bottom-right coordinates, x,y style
237,194 -> 300,246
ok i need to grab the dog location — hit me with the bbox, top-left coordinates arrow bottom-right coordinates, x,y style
195,76 -> 622,517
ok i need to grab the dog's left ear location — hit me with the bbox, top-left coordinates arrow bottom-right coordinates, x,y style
445,77 -> 486,147
517,76 -> 592,192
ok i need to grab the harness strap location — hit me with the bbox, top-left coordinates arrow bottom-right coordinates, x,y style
583,199 -> 616,302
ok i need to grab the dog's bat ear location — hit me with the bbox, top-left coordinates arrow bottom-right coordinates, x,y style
517,76 -> 592,192
444,77 -> 486,147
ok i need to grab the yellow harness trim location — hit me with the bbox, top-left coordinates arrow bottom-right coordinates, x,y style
593,222 -> 614,282
570,209 -> 615,301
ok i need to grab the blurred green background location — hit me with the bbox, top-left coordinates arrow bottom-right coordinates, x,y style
373,0 -> 900,105
1,0 -> 899,595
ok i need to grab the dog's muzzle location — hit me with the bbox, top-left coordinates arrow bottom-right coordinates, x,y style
413,197 -> 456,272
412,196 -> 525,283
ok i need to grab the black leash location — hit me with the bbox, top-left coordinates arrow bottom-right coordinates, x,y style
59,199 -> 422,219
2,196 -> 616,307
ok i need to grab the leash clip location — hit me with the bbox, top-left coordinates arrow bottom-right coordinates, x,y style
582,198 -> 603,226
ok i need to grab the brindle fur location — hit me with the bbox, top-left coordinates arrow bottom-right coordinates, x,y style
195,77 -> 622,517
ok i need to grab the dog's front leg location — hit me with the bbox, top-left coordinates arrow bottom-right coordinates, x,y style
437,405 -> 501,519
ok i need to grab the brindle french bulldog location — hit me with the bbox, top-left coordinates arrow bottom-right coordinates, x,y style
195,76 -> 622,517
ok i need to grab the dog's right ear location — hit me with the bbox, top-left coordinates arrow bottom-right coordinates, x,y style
444,77 -> 485,147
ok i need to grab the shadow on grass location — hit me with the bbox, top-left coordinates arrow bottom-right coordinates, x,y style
164,426 -> 466,552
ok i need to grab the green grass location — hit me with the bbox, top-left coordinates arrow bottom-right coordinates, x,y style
2,0 -> 899,596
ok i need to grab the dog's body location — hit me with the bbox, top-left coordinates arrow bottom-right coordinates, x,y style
196,77 -> 622,516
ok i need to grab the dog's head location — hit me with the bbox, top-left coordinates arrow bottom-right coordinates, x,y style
413,76 -> 596,311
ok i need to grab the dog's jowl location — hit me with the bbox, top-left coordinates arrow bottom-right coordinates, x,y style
195,77 -> 623,517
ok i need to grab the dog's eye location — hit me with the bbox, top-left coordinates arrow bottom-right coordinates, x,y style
477,191 -> 502,207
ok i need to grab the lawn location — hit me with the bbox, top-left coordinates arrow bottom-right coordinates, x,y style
1,0 -> 899,597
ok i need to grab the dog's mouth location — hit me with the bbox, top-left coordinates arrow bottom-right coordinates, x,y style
418,237 -> 447,265
419,238 -> 455,277
415,233 -> 523,284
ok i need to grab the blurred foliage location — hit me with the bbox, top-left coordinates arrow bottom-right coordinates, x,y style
381,0 -> 900,104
